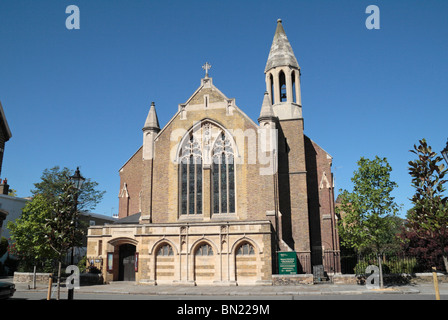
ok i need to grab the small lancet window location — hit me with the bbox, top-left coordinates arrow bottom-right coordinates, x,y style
212,132 -> 235,214
291,71 -> 296,103
279,71 -> 287,102
179,134 -> 203,215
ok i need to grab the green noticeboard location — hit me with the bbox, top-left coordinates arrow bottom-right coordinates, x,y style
278,251 -> 297,275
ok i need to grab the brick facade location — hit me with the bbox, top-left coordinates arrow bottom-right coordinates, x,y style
87,20 -> 340,285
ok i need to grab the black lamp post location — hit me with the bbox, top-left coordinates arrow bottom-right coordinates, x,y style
442,140 -> 448,166
70,167 -> 86,190
68,167 -> 85,300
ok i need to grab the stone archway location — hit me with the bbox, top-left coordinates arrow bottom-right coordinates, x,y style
118,243 -> 136,281
234,241 -> 258,283
154,243 -> 175,283
108,237 -> 138,282
193,242 -> 216,284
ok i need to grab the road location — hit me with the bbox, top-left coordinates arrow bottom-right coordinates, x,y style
8,290 -> 447,300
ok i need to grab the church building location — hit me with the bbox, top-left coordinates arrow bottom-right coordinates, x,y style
87,19 -> 341,285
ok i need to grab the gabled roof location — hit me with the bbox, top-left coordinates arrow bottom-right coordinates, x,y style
114,212 -> 141,224
265,19 -> 300,73
155,76 -> 259,140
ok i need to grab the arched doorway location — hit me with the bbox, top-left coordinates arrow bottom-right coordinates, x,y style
235,242 -> 257,283
118,244 -> 136,281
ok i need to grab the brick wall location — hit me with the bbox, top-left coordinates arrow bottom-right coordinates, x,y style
118,147 -> 143,218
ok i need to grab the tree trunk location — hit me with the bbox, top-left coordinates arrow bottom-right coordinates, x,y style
32,265 -> 37,289
56,261 -> 61,300
377,254 -> 384,288
442,254 -> 448,273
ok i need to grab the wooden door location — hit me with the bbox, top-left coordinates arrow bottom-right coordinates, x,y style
119,244 -> 136,281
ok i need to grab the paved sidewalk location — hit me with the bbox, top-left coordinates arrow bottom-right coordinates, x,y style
13,281 -> 448,297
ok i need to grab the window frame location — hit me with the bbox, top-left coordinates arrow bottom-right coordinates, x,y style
195,243 -> 214,256
157,244 -> 174,256
179,134 -> 203,216
212,132 -> 235,215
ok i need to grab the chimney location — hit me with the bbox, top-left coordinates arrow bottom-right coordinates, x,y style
0,178 -> 9,195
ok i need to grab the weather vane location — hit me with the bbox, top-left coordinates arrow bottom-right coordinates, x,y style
202,62 -> 211,77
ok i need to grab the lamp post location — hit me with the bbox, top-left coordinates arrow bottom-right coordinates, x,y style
68,167 -> 85,300
441,140 -> 448,166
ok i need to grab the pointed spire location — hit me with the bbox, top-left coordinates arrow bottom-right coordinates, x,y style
143,101 -> 160,131
258,92 -> 276,122
265,19 -> 299,73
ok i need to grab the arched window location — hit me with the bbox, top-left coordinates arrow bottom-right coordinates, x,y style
291,70 -> 296,103
212,132 -> 235,214
196,244 -> 214,256
179,134 -> 202,215
279,70 -> 287,102
269,74 -> 274,105
157,244 -> 174,256
236,243 -> 255,256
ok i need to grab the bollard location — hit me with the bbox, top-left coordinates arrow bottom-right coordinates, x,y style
432,267 -> 440,300
47,274 -> 53,301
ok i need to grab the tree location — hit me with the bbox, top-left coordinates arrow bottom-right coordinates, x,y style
45,181 -> 84,300
336,156 -> 400,286
399,221 -> 448,272
8,166 -> 105,273
7,195 -> 56,271
32,166 -> 105,211
408,138 -> 448,272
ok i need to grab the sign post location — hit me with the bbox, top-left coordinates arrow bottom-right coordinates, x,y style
278,251 -> 297,275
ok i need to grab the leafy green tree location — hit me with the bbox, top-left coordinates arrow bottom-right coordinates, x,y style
336,156 -> 400,285
7,194 -> 56,271
337,156 -> 400,253
408,138 -> 448,272
32,166 -> 105,211
8,166 -> 105,273
45,180 -> 85,299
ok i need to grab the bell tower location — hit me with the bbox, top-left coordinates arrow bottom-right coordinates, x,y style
265,19 -> 302,120
264,19 -> 311,272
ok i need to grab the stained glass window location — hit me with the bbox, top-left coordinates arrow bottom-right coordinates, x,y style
212,132 -> 235,214
179,135 -> 202,215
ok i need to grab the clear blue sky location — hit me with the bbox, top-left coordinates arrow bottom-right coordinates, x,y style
0,0 -> 447,218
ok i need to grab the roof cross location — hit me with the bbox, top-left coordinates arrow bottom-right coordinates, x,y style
202,62 -> 211,78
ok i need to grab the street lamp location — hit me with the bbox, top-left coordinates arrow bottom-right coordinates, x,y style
68,167 -> 85,300
441,140 -> 448,166
70,167 -> 85,190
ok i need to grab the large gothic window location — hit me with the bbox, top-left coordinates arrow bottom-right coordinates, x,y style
179,135 -> 202,215
212,132 -> 235,214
